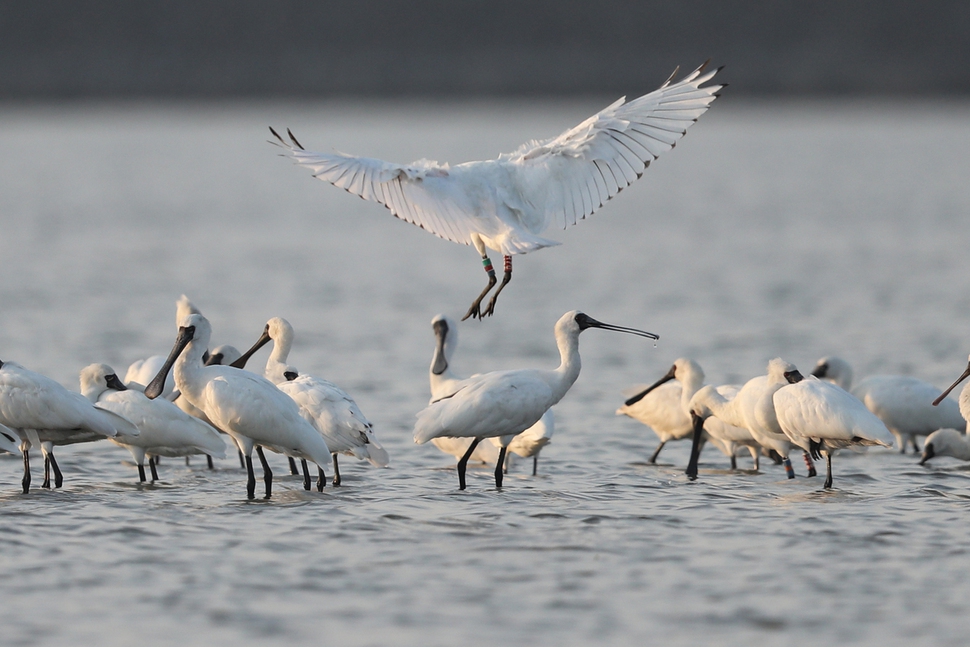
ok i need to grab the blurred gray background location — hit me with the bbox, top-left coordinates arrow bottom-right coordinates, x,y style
1,0 -> 968,99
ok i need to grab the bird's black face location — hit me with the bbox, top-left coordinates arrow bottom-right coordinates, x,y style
105,373 -> 128,391
284,370 -> 299,381
784,370 -> 804,384
919,443 -> 935,465
811,362 -> 828,379
204,352 -> 224,366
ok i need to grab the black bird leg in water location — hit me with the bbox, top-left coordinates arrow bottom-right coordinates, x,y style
823,453 -> 833,489
138,464 -> 147,483
803,451 -> 817,477
206,454 -> 214,470
462,256 -> 498,321
911,436 -> 921,453
317,467 -> 326,492
288,456 -> 299,476
149,457 -> 159,481
532,454 -> 538,476
238,449 -> 246,469
494,446 -> 508,488
22,448 -> 31,494
245,455 -> 257,500
503,451 -> 510,475
256,446 -> 272,498
43,456 -> 51,489
457,438 -> 482,490
648,441 -> 666,464
332,454 -> 341,487
300,459 -> 311,491
730,455 -> 737,470
482,256 -> 513,318
49,453 -> 62,488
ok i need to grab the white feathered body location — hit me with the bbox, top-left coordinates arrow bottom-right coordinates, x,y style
853,375 -> 966,439
773,378 -> 893,453
279,64 -> 721,256
278,374 -> 388,466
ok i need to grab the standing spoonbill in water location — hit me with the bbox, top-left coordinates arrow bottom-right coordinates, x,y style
0,359 -> 139,493
231,316 -> 388,489
144,313 -> 332,500
80,364 -> 226,483
271,62 -> 722,320
773,372 -> 892,489
125,295 -> 203,399
684,359 -> 816,481
428,314 -> 554,475
414,311 -> 657,489
617,358 -> 760,469
812,356 -> 966,453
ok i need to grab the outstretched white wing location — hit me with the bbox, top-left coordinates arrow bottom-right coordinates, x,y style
274,61 -> 722,248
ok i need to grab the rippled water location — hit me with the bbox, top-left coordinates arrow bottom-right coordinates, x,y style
2,99 -> 970,646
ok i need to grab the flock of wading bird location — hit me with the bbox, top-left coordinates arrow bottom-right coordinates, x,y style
4,61 -> 967,498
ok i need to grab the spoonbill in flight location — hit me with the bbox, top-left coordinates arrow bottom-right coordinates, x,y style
144,313 -> 332,500
812,356 -> 965,453
414,311 -> 657,490
271,62 -> 722,320
428,314 -> 554,475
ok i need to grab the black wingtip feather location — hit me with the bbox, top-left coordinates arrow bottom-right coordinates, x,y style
287,128 -> 305,150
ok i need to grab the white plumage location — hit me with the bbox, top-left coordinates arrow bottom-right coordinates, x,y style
617,358 -> 759,469
144,313 -> 332,500
80,363 -> 226,482
812,356 -> 966,452
414,311 -> 656,489
427,314 -> 553,474
273,62 -> 721,318
232,316 -> 387,488
773,376 -> 892,489
0,359 -> 139,492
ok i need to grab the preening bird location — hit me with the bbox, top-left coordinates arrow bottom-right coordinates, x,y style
271,62 -> 722,320
414,311 -> 657,490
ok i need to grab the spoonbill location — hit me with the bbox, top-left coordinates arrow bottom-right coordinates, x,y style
773,374 -> 892,489
271,62 -> 722,320
684,359 -> 816,481
812,356 -> 965,453
0,359 -> 139,493
428,314 -> 554,475
232,316 -> 388,488
618,358 -> 760,469
80,364 -> 226,483
144,313 -> 332,500
927,354 -> 970,463
414,311 -> 657,489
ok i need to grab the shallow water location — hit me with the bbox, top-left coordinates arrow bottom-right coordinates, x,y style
2,99 -> 970,646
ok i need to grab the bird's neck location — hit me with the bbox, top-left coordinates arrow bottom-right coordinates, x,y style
552,330 -> 582,402
679,371 -> 705,414
174,339 -> 207,404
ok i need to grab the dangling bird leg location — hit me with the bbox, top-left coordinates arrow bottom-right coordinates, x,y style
482,256 -> 513,317
463,255 -> 498,321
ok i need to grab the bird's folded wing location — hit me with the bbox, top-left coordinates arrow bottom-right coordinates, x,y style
509,62 -> 722,230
